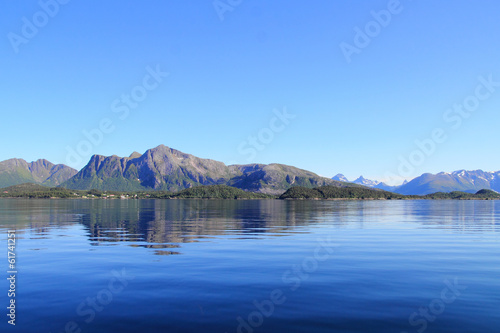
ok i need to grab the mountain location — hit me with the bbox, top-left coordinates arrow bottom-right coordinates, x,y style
373,182 -> 399,192
395,170 -> 500,195
227,163 -> 346,194
329,169 -> 500,195
62,145 -> 352,194
332,174 -> 349,182
352,176 -> 380,187
62,145 -> 232,192
0,158 -> 77,188
347,175 -> 398,192
4,152 -> 497,196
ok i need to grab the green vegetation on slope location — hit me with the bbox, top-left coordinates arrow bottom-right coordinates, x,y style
0,169 -> 36,188
171,185 -> 274,199
0,159 -> 77,188
423,189 -> 500,200
475,189 -> 500,198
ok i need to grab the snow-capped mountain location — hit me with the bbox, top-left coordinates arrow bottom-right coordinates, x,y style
395,169 -> 500,195
334,169 -> 500,195
331,174 -> 349,182
352,176 -> 380,187
352,176 -> 399,192
330,174 -> 398,191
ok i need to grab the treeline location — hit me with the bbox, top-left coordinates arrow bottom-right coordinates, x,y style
1,183 -> 499,200
0,183 -> 74,198
0,184 -> 274,199
279,186 -> 403,200
423,189 -> 500,200
279,186 -> 500,200
171,185 -> 274,199
0,184 -> 119,199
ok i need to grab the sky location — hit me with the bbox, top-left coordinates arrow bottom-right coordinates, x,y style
1,0 -> 499,185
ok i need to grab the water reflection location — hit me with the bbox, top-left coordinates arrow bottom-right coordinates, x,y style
76,200 -> 330,251
1,199 -> 499,253
1,198 -> 499,333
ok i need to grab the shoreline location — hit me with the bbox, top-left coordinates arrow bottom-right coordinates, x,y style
0,197 -> 498,201
1,184 -> 499,201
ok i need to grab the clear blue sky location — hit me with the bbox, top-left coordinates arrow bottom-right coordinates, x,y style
1,0 -> 499,184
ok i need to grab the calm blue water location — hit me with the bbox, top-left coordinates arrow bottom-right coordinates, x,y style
0,199 -> 499,333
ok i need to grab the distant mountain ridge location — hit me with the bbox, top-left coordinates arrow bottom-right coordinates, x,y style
0,158 -> 77,188
332,174 -> 349,182
395,170 -> 500,195
353,176 -> 380,187
62,145 -> 352,194
331,170 -> 500,195
2,150 -> 498,196
331,174 -> 397,192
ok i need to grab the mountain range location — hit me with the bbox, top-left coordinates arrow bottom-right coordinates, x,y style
332,174 -> 397,191
395,170 -> 500,195
0,158 -> 77,188
0,146 -> 498,196
332,171 -> 500,195
61,145 -> 350,194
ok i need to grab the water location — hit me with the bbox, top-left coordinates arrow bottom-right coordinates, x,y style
0,199 -> 499,333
